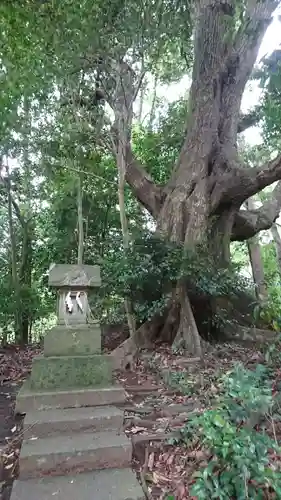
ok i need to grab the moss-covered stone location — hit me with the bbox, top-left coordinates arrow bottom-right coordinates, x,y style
29,354 -> 113,390
44,325 -> 101,357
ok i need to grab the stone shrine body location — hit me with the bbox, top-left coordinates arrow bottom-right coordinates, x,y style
49,263 -> 100,326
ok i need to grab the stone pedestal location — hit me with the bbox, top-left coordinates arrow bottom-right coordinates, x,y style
14,263 -> 132,489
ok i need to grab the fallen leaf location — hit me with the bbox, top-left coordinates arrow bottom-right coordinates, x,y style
188,449 -> 206,460
130,426 -> 147,434
152,471 -> 171,484
144,471 -> 154,483
148,452 -> 155,470
5,463 -> 14,470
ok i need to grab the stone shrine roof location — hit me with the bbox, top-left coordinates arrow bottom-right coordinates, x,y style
48,264 -> 101,288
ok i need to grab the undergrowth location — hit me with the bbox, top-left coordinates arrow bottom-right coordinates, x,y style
169,361 -> 281,499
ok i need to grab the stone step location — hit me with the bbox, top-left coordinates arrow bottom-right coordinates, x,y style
16,384 -> 125,413
24,406 -> 123,439
11,468 -> 144,500
19,430 -> 132,479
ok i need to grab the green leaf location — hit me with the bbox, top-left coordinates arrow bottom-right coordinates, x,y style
213,414 -> 226,428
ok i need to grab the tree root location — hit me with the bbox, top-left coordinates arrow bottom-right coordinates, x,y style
110,310 -> 166,370
172,284 -> 202,356
110,286 -> 206,368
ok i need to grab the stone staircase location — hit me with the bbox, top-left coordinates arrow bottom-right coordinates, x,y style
11,264 -> 143,500
12,386 -> 144,499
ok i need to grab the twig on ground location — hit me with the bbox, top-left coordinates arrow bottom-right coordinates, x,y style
140,446 -> 153,500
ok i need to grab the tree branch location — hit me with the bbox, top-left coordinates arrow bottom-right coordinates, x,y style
219,0 -> 277,142
0,175 -> 27,227
237,106 -> 261,133
104,58 -> 164,218
125,145 -> 163,218
231,181 -> 281,241
218,152 -> 281,208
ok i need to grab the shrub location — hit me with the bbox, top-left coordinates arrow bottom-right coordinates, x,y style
180,365 -> 281,499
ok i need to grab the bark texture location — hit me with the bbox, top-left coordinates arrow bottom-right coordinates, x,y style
113,61 -> 136,336
246,198 -> 268,303
108,0 -> 281,360
271,223 -> 281,278
77,172 -> 84,265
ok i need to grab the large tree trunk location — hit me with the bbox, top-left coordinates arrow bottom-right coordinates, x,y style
152,2 -> 250,353
109,0 -> 279,363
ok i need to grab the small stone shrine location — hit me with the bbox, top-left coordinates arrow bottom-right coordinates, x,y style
12,263 -> 143,499
21,264 -> 115,390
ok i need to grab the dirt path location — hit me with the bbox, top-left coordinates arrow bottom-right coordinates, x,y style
0,383 -> 23,500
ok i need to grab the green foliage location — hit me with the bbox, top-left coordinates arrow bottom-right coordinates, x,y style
97,234 -> 252,324
260,49 -> 281,148
1,0 -> 281,346
163,369 -> 196,395
132,99 -> 189,185
180,365 -> 281,499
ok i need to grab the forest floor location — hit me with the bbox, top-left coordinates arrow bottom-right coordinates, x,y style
0,330 -> 280,500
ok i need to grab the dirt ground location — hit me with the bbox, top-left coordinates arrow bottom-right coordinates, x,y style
0,328 -> 279,500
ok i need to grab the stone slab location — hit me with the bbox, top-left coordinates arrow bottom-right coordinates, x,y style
44,324 -> 101,356
11,468 -> 144,500
19,430 -> 132,479
16,385 -> 125,413
24,406 -> 123,438
49,264 -> 101,288
29,354 -> 113,390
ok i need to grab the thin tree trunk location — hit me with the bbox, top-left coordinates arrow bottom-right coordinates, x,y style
117,130 -> 136,336
246,198 -> 268,303
6,163 -> 21,342
100,203 -> 111,257
19,220 -> 33,344
137,60 -> 145,123
148,74 -> 158,131
17,94 -> 33,344
271,223 -> 281,278
77,172 -> 84,265
112,61 -> 137,337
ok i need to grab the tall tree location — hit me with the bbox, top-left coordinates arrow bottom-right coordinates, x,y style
3,0 -> 281,354
113,1 -> 281,353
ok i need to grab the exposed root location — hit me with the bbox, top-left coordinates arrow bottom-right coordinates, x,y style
158,294 -> 180,344
110,312 -> 165,370
172,284 -> 202,357
111,286 -> 207,367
